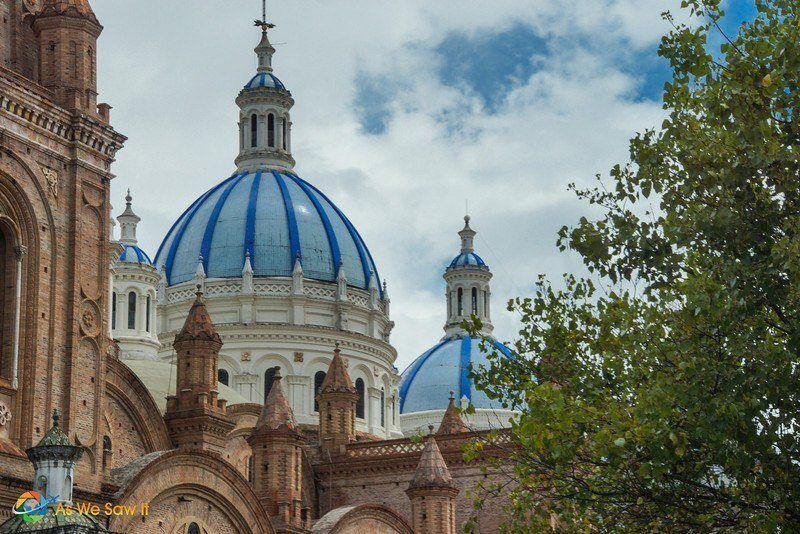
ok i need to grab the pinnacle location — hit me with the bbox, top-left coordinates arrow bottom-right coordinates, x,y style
319,345 -> 356,394
174,290 -> 220,343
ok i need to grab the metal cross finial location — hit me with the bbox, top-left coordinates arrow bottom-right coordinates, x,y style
254,0 -> 275,32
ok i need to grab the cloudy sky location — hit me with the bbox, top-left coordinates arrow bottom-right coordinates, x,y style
92,0 -> 754,371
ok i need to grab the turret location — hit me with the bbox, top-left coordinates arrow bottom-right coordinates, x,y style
437,391 -> 469,435
33,0 -> 103,115
111,191 -> 160,360
317,345 -> 357,457
247,371 -> 309,532
164,288 -> 234,451
235,18 -> 295,171
444,216 -> 493,337
406,430 -> 459,534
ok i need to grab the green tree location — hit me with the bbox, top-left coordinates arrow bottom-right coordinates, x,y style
470,1 -> 800,530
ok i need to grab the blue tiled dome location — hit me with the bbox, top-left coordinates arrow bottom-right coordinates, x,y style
399,336 -> 511,413
449,251 -> 486,268
119,244 -> 153,265
244,72 -> 286,90
154,169 -> 381,290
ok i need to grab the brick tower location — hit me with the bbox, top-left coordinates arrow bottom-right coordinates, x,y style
317,345 -> 358,457
248,370 -> 309,533
33,0 -> 103,115
437,391 -> 469,435
406,430 -> 460,534
164,288 -> 234,451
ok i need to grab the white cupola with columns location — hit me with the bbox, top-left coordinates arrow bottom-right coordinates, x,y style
235,18 -> 295,172
112,190 -> 161,360
443,215 -> 493,337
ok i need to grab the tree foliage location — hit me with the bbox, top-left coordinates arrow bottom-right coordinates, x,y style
471,1 -> 800,530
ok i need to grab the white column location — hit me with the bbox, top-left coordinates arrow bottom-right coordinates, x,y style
11,245 -> 26,388
276,116 -> 284,150
367,386 -> 382,435
138,294 -> 147,333
286,121 -> 292,152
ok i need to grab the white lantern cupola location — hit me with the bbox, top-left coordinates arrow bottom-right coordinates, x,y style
235,16 -> 295,172
443,216 -> 493,338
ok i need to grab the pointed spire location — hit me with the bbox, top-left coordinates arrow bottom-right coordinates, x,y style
253,369 -> 297,433
175,287 -> 220,344
117,189 -> 141,245
320,344 -> 356,394
336,259 -> 347,301
438,391 -> 469,435
409,434 -> 455,490
292,252 -> 304,295
368,270 -> 379,308
195,255 -> 206,278
40,0 -> 99,24
242,251 -> 254,294
459,215 -> 476,253
254,0 -> 276,73
243,250 -> 254,274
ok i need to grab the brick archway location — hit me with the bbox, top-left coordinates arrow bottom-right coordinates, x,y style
314,504 -> 413,534
110,450 -> 274,533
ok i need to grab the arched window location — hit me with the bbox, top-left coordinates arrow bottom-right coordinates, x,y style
127,292 -> 136,329
355,378 -> 365,419
187,523 -> 201,534
471,287 -> 478,314
314,371 -> 326,412
267,113 -> 275,147
264,367 -> 277,400
380,388 -> 385,427
484,291 -> 488,316
250,114 -> 258,147
111,293 -> 116,330
0,227 -> 11,379
37,475 -> 47,497
145,295 -> 151,332
457,288 -> 463,316
102,436 -> 112,470
218,369 -> 229,386
282,117 -> 288,149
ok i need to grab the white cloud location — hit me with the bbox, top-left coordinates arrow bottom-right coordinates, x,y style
93,0 -> 677,369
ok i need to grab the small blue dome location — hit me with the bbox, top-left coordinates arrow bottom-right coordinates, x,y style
449,252 -> 486,268
119,244 -> 153,265
244,72 -> 286,90
399,336 -> 511,413
154,169 -> 381,291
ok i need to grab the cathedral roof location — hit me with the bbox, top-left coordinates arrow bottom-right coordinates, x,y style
174,290 -> 221,344
449,251 -> 486,268
409,435 -> 455,490
244,72 -> 286,90
39,0 -> 99,23
118,244 -> 153,265
122,360 -> 247,414
399,336 -> 512,414
437,392 -> 469,435
254,370 -> 297,432
35,409 -> 71,447
320,346 -> 356,395
154,169 -> 382,294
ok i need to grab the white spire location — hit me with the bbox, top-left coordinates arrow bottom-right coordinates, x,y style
459,215 -> 476,253
292,253 -> 303,295
195,255 -> 206,279
242,251 -> 254,294
117,189 -> 141,245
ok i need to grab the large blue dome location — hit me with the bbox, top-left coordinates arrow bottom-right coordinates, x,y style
399,336 -> 511,413
155,169 -> 381,290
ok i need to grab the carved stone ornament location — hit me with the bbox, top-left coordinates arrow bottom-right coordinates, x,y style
293,351 -> 304,363
241,351 -> 251,362
80,300 -> 101,336
23,0 -> 42,14
0,402 -> 11,427
39,164 -> 58,204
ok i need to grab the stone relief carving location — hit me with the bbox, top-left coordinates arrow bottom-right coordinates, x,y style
39,164 -> 58,204
0,402 -> 11,427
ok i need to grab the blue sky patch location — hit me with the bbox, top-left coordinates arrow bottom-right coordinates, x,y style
435,23 -> 546,113
354,71 -> 398,135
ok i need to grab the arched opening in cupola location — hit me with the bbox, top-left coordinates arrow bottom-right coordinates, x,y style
267,113 -> 275,147
250,114 -> 258,147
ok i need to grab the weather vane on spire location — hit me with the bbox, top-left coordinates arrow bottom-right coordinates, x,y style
254,0 -> 275,33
